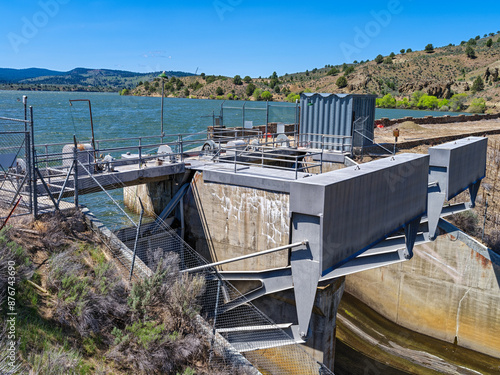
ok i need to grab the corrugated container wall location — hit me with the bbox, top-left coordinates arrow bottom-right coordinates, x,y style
300,93 -> 376,149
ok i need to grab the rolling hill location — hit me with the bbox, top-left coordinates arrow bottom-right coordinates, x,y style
130,32 -> 500,113
0,67 -> 194,91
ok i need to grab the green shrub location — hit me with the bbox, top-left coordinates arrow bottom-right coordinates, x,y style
468,97 -> 486,113
344,66 -> 355,75
375,54 -> 384,64
438,98 -> 449,108
410,91 -> 425,107
261,91 -> 273,101
253,88 -> 263,100
376,93 -> 396,108
465,45 -> 476,58
417,94 -> 439,109
215,86 -> 224,96
286,93 -> 300,102
396,98 -> 410,108
400,48 -> 405,54
449,93 -> 468,111
467,38 -> 476,46
424,43 -> 434,53
471,76 -> 484,92
336,75 -> 348,88
246,83 -> 256,96
233,75 -> 242,85
327,67 -> 339,76
383,56 -> 393,64
243,75 -> 252,83
486,38 -> 493,47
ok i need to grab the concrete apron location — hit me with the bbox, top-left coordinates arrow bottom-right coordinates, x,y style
345,219 -> 500,359
183,170 -> 346,371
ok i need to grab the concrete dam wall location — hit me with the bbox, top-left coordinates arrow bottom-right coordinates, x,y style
182,170 -> 345,368
345,220 -> 500,359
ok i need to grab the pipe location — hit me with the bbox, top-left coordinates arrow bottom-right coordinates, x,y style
183,240 -> 308,273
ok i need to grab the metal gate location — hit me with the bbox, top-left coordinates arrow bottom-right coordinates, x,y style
0,110 -> 34,224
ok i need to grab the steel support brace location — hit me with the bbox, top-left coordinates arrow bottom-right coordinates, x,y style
427,183 -> 446,240
468,180 -> 481,208
404,217 -> 422,258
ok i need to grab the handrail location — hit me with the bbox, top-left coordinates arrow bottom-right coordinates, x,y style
215,145 -> 323,179
182,240 -> 308,273
353,129 -> 393,155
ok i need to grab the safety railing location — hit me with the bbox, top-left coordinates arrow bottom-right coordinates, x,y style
297,133 -> 353,154
216,143 -> 323,180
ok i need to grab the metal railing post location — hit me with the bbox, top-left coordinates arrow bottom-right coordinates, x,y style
295,155 -> 298,180
178,135 -> 183,162
44,144 -> 49,182
129,199 -> 144,281
234,148 -> 237,173
73,135 -> 78,208
320,150 -> 323,175
295,99 -> 299,147
265,101 -> 269,137
242,102 -> 246,129
30,106 -> 37,218
138,137 -> 142,168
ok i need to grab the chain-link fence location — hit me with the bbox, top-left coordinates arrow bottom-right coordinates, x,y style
114,216 -> 334,374
0,116 -> 33,223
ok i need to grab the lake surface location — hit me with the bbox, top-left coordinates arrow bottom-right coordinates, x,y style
0,90 -> 468,228
0,91 -> 468,145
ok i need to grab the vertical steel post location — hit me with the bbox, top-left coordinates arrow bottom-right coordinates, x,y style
209,277 -> 222,364
161,80 -> 165,141
295,99 -> 299,147
138,137 -> 142,168
73,135 -> 79,208
30,106 -> 37,218
234,148 -> 237,173
129,201 -> 144,282
220,101 -> 224,127
178,135 -> 183,162
482,198 -> 488,242
265,101 -> 269,138
158,71 -> 168,143
242,101 -> 246,129
23,96 -> 32,216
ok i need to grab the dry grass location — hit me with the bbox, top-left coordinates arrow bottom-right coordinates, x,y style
0,210 -> 246,374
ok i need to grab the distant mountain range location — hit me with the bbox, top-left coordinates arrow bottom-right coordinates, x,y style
0,67 -> 194,91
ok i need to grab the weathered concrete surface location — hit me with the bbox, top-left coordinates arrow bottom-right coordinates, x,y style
123,172 -> 187,216
345,224 -> 500,358
183,171 -> 290,271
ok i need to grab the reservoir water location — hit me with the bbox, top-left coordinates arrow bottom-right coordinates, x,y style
0,91 -> 468,145
0,90 -> 468,229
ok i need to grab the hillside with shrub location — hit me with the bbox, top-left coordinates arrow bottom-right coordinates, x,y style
0,211 -> 245,374
129,32 -> 500,113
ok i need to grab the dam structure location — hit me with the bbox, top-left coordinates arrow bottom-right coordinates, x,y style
0,94 -> 491,373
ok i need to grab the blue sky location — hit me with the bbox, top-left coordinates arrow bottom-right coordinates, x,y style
1,0 -> 500,77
